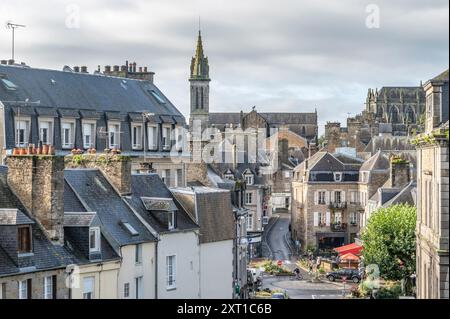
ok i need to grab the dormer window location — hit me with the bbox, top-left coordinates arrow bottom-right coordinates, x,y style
224,173 -> 234,180
108,122 -> 121,149
61,119 -> 76,149
89,227 -> 100,253
131,123 -> 143,150
245,174 -> 254,186
334,172 -> 343,182
38,118 -> 54,145
17,226 -> 32,254
15,117 -> 31,147
162,125 -> 172,150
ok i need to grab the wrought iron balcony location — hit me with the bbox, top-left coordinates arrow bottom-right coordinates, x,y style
331,222 -> 348,232
328,201 -> 347,210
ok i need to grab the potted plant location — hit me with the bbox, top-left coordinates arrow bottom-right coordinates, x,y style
12,148 -> 19,155
104,148 -> 111,154
19,148 -> 27,155
49,145 -> 55,155
42,144 -> 49,155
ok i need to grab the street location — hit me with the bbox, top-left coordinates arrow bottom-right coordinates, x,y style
261,212 -> 352,299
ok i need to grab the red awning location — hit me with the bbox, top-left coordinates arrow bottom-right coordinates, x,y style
334,243 -> 363,256
340,252 -> 360,261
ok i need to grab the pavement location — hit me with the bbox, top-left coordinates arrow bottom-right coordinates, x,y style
260,212 -> 356,299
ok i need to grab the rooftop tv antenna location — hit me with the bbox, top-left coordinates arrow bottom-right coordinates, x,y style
6,21 -> 26,61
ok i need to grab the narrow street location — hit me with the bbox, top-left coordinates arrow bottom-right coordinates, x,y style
261,212 -> 351,299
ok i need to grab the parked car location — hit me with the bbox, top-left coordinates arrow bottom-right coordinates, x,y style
326,268 -> 361,283
271,292 -> 288,299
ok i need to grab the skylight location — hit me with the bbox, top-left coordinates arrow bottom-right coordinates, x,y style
1,78 -> 18,91
122,221 -> 139,236
149,90 -> 166,104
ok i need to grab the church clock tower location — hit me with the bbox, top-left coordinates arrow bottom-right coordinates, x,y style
189,30 -> 210,132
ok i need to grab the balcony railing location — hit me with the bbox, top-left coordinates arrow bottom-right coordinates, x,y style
328,201 -> 347,210
331,222 -> 348,232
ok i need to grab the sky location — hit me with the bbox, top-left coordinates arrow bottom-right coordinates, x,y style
0,0 -> 448,134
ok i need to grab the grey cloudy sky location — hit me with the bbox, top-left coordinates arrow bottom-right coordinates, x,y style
1,0 -> 448,134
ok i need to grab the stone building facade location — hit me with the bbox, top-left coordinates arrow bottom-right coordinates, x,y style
415,69 -> 449,299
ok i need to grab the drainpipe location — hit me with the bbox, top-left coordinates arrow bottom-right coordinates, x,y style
155,239 -> 158,299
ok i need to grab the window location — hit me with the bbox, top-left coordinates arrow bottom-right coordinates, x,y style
131,123 -> 143,149
224,174 -> 234,180
15,118 -> 30,147
89,227 -> 100,253
245,174 -> 254,185
350,191 -> 358,204
334,212 -> 342,224
246,214 -> 253,231
318,191 -> 326,205
61,120 -> 75,149
38,119 -> 53,145
174,125 -> 183,151
135,276 -> 143,299
135,244 -> 142,264
350,212 -> 358,225
19,279 -> 31,299
123,222 -> 139,236
176,169 -> 183,187
83,277 -> 94,299
163,169 -> 171,187
82,122 -> 96,149
162,126 -> 172,150
17,226 -> 32,254
245,192 -> 253,205
124,283 -> 130,298
147,125 -> 158,150
43,276 -> 55,299
1,282 -> 5,299
150,90 -> 166,104
108,122 -> 120,149
334,191 -> 342,203
168,211 -> 175,230
1,78 -> 18,90
166,255 -> 176,289
334,172 -> 342,182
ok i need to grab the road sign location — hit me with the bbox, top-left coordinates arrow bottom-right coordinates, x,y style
277,260 -> 282,267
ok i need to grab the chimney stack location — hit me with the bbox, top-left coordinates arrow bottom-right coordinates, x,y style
73,66 -> 80,72
80,66 -> 88,73
389,156 -> 411,188
7,59 -> 14,65
113,65 -> 120,72
104,65 -> 111,73
1,60 -> 7,65
6,155 -> 65,244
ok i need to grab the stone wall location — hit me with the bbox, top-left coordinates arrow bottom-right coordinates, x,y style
64,154 -> 131,195
0,269 -> 68,299
6,155 -> 65,244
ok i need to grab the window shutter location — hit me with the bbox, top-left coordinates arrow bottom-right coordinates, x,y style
331,191 -> 335,203
342,191 -> 346,202
314,192 -> 318,205
27,279 -> 32,299
325,191 -> 330,204
326,211 -> 331,226
313,212 -> 319,226
52,275 -> 57,299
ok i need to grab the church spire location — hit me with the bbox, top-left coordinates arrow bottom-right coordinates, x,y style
190,28 -> 210,80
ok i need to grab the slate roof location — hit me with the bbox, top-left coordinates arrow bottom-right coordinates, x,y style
364,136 -> 415,154
64,212 -> 97,227
0,209 -> 34,225
0,64 -> 183,117
209,112 -> 317,125
360,150 -> 390,171
124,174 -> 198,234
209,163 -> 268,186
64,180 -> 87,213
430,69 -> 449,83
382,181 -> 417,208
64,169 -> 157,251
171,187 -> 235,244
0,166 -> 76,277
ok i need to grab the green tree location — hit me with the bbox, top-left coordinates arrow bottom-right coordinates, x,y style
361,204 -> 416,281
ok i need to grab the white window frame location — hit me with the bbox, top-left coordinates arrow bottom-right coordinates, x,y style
318,191 -> 326,205
15,117 -> 31,147
43,276 -> 53,299
245,192 -> 253,205
61,119 -> 76,149
82,120 -> 96,149
224,174 -> 234,180
166,255 -> 177,290
131,123 -> 143,150
334,172 -> 342,182
18,280 -> 28,299
334,212 -> 342,224
38,117 -> 54,146
89,227 -> 101,253
168,211 -> 175,230
350,212 -> 358,225
174,125 -> 183,152
245,174 -> 254,186
162,125 -> 172,150
135,276 -> 143,299
82,277 -> 95,299
147,124 -> 158,150
108,121 -> 121,149
246,214 -> 254,231
135,244 -> 142,265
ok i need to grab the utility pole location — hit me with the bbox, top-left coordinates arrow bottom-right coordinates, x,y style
6,22 -> 26,61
